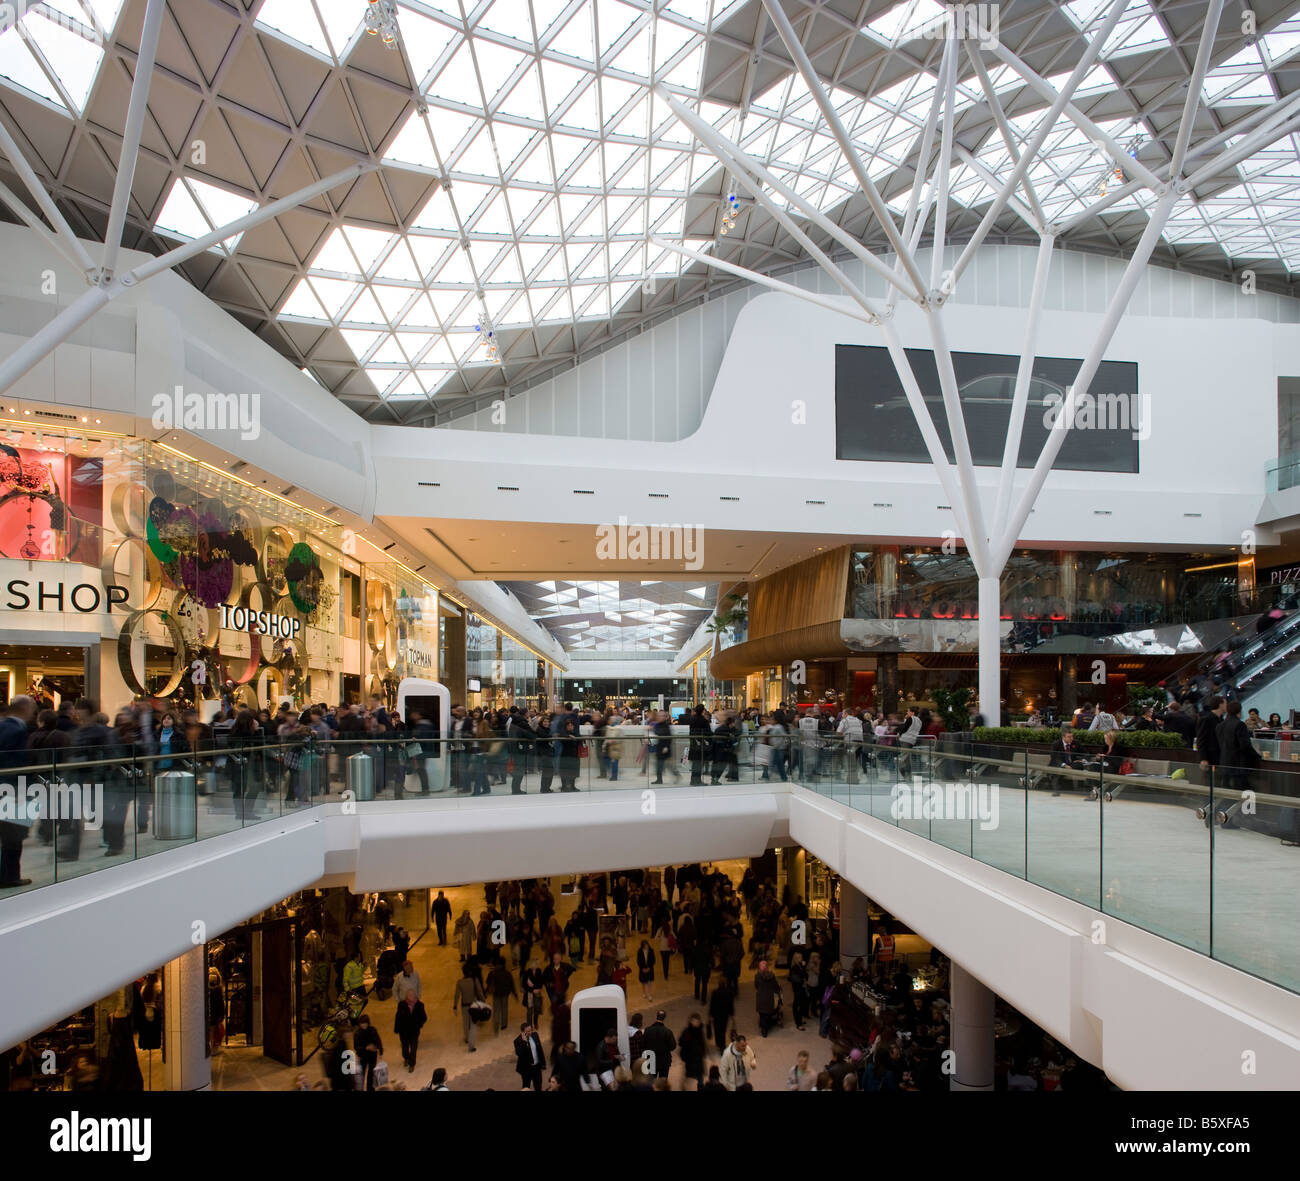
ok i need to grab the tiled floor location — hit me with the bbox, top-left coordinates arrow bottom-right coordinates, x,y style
203,862 -> 848,1092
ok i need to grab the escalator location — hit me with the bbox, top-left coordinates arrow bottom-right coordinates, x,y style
1169,602 -> 1300,719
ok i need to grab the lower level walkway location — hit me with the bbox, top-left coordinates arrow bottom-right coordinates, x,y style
206,861 -> 861,1092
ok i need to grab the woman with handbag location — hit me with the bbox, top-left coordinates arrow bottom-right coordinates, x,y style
452,963 -> 487,1052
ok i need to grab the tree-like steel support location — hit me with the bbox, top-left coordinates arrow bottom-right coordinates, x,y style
0,0 -> 375,399
0,162 -> 373,396
656,0 -> 1277,726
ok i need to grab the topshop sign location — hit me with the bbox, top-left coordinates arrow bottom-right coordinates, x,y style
218,602 -> 302,639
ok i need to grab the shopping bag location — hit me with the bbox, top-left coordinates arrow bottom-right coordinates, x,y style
469,1000 -> 492,1024
404,772 -> 421,792
373,1059 -> 389,1088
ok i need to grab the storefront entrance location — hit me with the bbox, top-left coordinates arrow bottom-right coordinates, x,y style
0,643 -> 89,709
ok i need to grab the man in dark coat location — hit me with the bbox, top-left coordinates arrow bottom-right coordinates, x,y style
513,1021 -> 547,1091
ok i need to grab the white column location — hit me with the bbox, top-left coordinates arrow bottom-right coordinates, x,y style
949,962 -> 995,1092
978,577 -> 1001,728
163,945 -> 211,1092
838,880 -> 870,971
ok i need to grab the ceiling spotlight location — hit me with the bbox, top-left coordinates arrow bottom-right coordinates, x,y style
364,0 -> 400,47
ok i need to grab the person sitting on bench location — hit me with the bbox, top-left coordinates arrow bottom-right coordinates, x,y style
1047,726 -> 1086,796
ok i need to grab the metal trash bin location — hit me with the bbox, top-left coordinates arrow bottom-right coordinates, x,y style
297,749 -> 323,800
347,752 -> 375,801
155,770 -> 197,840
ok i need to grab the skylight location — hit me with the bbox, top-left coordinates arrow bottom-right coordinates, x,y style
1062,0 -> 1170,60
0,0 -> 121,115
255,0 -> 364,64
154,178 -> 259,257
862,0 -> 949,46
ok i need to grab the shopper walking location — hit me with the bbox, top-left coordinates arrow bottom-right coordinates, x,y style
754,959 -> 782,1036
719,1033 -> 756,1090
452,963 -> 486,1052
353,1014 -> 383,1091
0,696 -> 36,887
691,936 -> 713,1002
788,951 -> 810,1030
393,993 -> 427,1074
453,909 -> 475,961
678,1014 -> 707,1089
708,980 -> 734,1055
513,1022 -> 547,1091
641,1010 -> 676,1081
487,956 -> 517,1034
431,890 -> 452,945
636,938 -> 656,1003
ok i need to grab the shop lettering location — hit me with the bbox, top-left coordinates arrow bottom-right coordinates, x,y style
220,603 -> 302,638
4,580 -> 128,613
49,1112 -> 151,1162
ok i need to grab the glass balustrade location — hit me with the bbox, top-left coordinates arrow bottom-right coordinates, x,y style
3,728 -> 1295,996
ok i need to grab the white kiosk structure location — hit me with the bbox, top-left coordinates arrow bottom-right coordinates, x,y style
570,984 -> 629,1079
396,677 -> 452,793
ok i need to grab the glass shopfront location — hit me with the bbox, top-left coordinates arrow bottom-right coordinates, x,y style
0,423 -> 554,716
848,548 -> 1263,646
465,611 -> 544,711
0,427 -> 350,714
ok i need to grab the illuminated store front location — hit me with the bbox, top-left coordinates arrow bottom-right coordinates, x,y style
0,427 -> 349,714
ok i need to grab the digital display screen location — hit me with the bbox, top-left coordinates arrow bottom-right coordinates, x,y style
835,344 -> 1140,473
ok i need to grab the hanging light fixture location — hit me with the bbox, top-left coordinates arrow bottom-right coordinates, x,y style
363,0 -> 400,47
719,190 -> 740,237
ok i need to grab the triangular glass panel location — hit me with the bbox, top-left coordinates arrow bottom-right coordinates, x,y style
496,63 -> 545,120
547,2 -> 595,59
280,277 -> 331,320
596,0 -> 639,52
339,328 -> 383,361
372,283 -> 415,320
478,0 -> 536,42
344,287 -> 388,325
472,38 -> 529,102
511,135 -> 554,184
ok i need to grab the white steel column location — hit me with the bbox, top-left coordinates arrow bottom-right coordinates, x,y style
163,945 -> 212,1092
949,962 -> 995,1091
838,881 -> 871,972
978,578 -> 1001,727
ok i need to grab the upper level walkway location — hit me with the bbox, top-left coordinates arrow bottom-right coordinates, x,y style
1,735 -> 1297,1089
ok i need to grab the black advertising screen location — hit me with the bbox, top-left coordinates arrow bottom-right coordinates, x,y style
835,344 -> 1140,473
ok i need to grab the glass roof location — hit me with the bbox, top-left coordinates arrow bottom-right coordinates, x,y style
154,177 -> 258,257
0,0 -> 122,115
230,1 -> 1300,401
505,579 -> 716,652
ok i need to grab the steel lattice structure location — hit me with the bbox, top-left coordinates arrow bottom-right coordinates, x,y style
657,0 -> 1296,723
